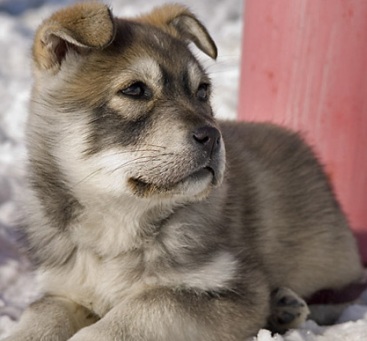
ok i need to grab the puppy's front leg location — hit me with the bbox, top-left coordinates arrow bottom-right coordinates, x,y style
69,285 -> 270,341
3,296 -> 97,341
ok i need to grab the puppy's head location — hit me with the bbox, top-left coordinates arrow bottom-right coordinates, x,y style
30,3 -> 225,203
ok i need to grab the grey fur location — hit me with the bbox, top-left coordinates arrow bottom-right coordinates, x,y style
3,3 -> 363,341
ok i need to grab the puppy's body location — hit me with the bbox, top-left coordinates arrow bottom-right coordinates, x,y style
4,3 -> 363,341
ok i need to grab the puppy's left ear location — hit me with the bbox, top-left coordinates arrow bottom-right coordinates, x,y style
138,4 -> 217,59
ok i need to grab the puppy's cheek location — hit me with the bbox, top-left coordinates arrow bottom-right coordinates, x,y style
65,150 -> 134,198
88,157 -> 132,196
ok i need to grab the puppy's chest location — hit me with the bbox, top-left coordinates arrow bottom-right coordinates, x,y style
41,246 -> 162,315
41,228 -> 238,317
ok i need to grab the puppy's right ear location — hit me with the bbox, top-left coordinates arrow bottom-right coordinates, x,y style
33,3 -> 115,72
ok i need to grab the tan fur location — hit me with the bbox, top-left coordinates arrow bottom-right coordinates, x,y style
33,2 -> 115,71
136,3 -> 217,59
3,3 -> 363,341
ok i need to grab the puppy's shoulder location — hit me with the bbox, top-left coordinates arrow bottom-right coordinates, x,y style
218,120 -> 315,166
219,120 -> 303,147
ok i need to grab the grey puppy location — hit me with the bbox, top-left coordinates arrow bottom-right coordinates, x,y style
4,3 -> 363,341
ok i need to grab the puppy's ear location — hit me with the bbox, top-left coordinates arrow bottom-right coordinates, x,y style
138,4 -> 217,59
33,3 -> 115,72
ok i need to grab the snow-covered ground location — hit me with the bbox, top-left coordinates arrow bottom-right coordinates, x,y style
0,0 -> 366,340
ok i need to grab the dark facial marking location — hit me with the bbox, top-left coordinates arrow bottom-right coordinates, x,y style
29,151 -> 82,231
85,104 -> 153,155
21,147 -> 81,267
181,68 -> 192,98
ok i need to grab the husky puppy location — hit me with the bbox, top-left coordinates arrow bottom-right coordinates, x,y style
4,3 -> 363,341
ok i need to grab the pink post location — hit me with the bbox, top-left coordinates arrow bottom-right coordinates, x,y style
238,0 -> 367,263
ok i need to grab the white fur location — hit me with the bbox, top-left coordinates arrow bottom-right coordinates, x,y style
40,230 -> 238,317
187,61 -> 203,90
124,57 -> 163,89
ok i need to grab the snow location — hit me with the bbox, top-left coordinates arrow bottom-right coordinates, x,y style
0,0 -> 366,340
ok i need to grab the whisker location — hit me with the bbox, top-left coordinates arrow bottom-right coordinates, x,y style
92,145 -> 168,157
108,153 -> 174,174
142,144 -> 167,150
108,157 -> 156,174
105,149 -> 163,155
72,167 -> 104,189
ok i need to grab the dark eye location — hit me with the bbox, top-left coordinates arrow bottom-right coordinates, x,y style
197,83 -> 210,101
120,82 -> 151,99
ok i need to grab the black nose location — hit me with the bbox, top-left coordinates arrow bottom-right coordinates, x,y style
192,126 -> 221,156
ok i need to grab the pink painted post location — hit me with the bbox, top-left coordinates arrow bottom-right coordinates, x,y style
238,0 -> 367,263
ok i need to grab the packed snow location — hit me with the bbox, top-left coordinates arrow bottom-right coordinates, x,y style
0,0 -> 366,340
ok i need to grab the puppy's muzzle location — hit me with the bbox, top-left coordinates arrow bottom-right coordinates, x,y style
190,125 -> 223,187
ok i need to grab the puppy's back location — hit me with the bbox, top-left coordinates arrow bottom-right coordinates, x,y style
219,120 -> 363,297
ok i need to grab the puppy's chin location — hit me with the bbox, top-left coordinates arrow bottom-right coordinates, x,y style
128,167 -> 223,201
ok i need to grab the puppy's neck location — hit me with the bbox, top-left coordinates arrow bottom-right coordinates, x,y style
72,194 -> 178,258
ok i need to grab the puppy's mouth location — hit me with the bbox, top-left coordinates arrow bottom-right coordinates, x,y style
128,166 -> 216,198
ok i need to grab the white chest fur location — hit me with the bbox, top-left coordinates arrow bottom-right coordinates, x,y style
38,198 -> 238,316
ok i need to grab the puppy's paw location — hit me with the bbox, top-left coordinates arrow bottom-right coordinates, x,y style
267,287 -> 310,334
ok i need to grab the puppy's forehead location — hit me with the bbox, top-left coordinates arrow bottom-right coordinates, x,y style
187,61 -> 203,87
110,33 -> 207,90
127,57 -> 162,85
124,57 -> 203,83
111,21 -> 206,75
